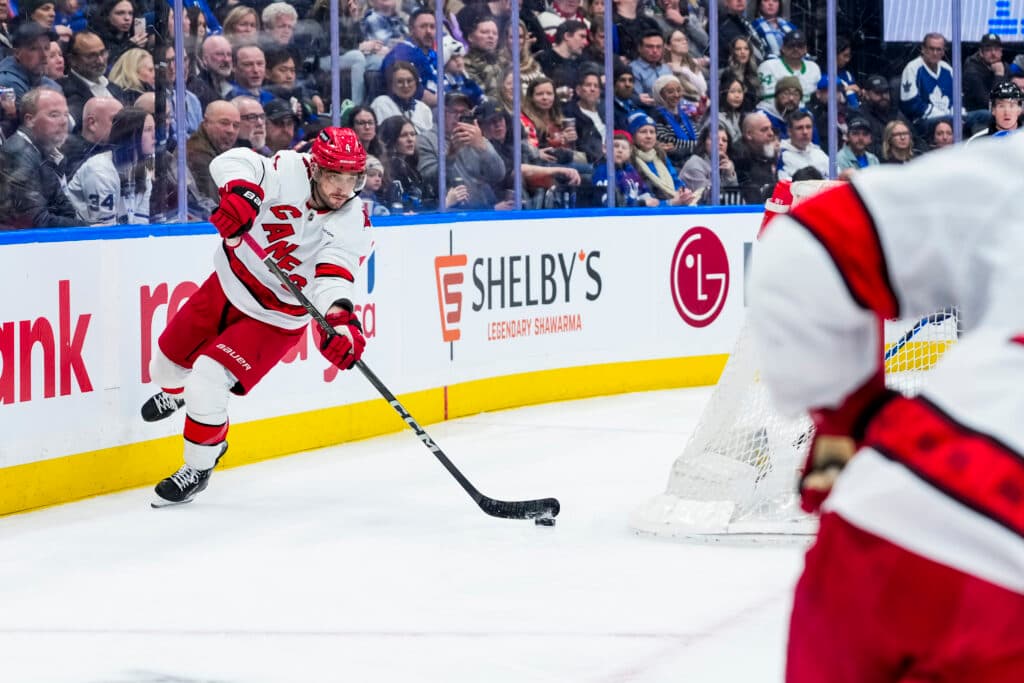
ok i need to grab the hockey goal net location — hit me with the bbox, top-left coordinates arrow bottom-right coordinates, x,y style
629,181 -> 962,543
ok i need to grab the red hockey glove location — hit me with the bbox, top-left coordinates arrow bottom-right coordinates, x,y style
315,309 -> 365,371
211,180 -> 264,240
800,368 -> 897,513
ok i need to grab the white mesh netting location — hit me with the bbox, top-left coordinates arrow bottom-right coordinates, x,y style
629,309 -> 961,543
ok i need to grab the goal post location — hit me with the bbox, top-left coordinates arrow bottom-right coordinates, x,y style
629,181 -> 961,544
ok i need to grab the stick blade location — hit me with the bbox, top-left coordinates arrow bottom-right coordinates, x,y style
479,496 -> 561,520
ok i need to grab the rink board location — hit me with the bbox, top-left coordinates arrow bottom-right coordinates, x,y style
0,210 -> 758,515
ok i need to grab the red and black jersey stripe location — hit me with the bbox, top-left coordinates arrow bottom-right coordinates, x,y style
866,395 -> 1024,538
224,243 -> 307,317
315,263 -> 355,282
788,183 -> 900,319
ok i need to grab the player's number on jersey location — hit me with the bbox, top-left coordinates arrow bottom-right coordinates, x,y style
87,194 -> 115,212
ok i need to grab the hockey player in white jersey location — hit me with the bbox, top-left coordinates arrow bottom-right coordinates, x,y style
142,126 -> 372,507
750,134 -> 1024,680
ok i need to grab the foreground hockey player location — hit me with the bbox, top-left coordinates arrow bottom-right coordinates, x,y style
142,127 -> 371,506
749,135 -> 1024,680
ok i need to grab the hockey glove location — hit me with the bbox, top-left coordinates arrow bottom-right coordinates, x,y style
211,180 -> 264,240
315,309 -> 365,371
800,368 -> 897,513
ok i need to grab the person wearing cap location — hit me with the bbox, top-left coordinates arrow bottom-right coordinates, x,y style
627,109 -> 695,206
757,29 -> 820,106
263,97 -> 299,153
380,8 -> 437,107
612,60 -> 642,132
857,74 -> 914,157
475,99 -> 515,199
0,22 -> 59,112
836,117 -> 879,178
441,34 -> 483,107
899,32 -> 957,134
756,75 -> 804,140
416,90 -> 504,210
593,129 -> 658,207
964,32 -> 1009,115
752,0 -> 797,58
358,154 -> 389,215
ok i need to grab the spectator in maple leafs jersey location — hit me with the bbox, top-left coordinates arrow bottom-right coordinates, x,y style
67,106 -> 154,224
757,30 -> 820,106
900,33 -> 956,135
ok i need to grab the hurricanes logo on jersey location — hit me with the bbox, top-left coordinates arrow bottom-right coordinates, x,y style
670,226 -> 729,328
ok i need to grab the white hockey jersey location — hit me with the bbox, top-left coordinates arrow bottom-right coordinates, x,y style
209,148 -> 371,331
750,133 -> 1024,595
67,151 -> 152,225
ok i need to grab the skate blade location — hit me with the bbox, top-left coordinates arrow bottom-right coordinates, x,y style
151,496 -> 195,509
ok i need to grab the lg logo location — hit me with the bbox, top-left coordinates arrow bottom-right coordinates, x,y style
670,227 -> 729,328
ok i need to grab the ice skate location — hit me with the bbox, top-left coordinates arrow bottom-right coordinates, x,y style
141,391 -> 185,422
152,443 -> 228,508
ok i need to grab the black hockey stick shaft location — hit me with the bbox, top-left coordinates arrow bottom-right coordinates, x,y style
240,234 -> 559,520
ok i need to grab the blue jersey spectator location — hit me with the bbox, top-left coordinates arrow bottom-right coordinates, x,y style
381,7 -> 437,106
751,0 -> 796,58
900,33 -> 956,129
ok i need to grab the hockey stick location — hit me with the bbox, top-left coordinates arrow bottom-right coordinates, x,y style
239,233 -> 560,522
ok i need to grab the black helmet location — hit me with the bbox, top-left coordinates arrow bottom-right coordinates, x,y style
990,81 -> 1023,103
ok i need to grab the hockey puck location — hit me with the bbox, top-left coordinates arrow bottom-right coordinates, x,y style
535,517 -> 556,527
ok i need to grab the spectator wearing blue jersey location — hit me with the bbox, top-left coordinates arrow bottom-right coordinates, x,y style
834,35 -> 860,110
837,117 -> 879,179
899,33 -> 955,135
381,8 -> 437,107
751,0 -> 795,58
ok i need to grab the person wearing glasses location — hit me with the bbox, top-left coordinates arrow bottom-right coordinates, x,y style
899,33 -> 956,137
342,104 -> 385,158
232,95 -> 270,155
59,30 -> 129,133
370,60 -> 433,134
880,120 -> 920,164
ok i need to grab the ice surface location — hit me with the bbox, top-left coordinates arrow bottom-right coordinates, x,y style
0,387 -> 805,683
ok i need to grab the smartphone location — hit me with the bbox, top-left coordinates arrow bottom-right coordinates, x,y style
134,18 -> 146,39
458,113 -> 475,124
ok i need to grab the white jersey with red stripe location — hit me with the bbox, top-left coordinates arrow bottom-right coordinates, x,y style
749,133 -> 1024,594
208,148 -> 371,331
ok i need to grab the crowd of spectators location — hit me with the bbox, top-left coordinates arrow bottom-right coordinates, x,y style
0,0 -> 1021,228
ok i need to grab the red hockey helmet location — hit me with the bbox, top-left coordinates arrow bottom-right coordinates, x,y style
311,126 -> 367,174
